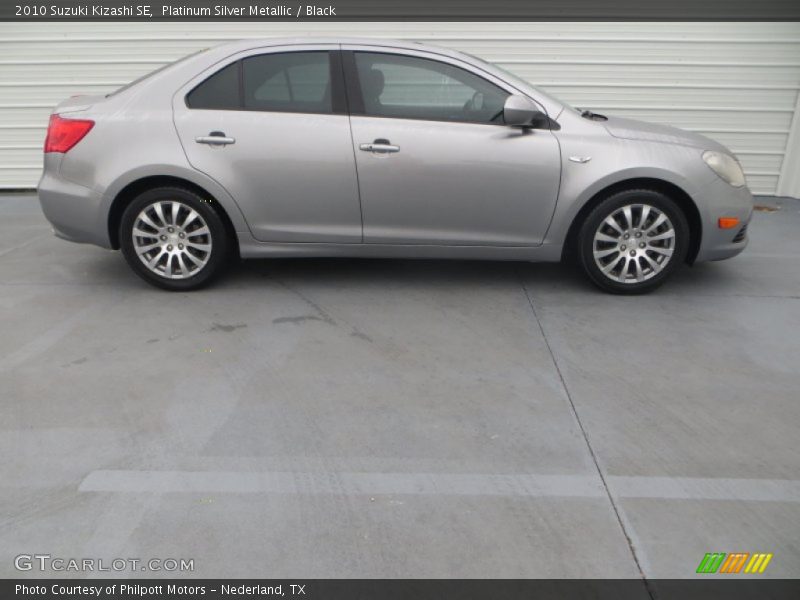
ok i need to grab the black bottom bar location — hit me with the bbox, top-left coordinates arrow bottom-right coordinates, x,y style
5,579 -> 800,600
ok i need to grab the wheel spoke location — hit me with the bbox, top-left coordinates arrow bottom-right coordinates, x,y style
594,247 -> 619,259
595,232 -> 619,244
170,201 -> 180,226
186,241 -> 211,252
181,209 -> 199,230
620,256 -> 633,281
133,227 -> 158,239
645,213 -> 667,233
153,203 -> 167,227
184,251 -> 204,267
622,206 -> 634,230
147,249 -> 166,268
176,253 -> 189,276
634,258 -> 644,282
186,226 -> 210,238
602,256 -> 622,274
138,212 -> 161,231
136,242 -> 161,255
648,245 -> 673,258
641,253 -> 660,273
638,205 -> 651,229
604,216 -> 624,234
647,230 -> 675,242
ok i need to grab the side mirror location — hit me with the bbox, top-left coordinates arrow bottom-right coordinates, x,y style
503,95 -> 547,128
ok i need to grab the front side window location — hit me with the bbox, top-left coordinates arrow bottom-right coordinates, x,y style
186,51 -> 334,114
353,52 -> 510,124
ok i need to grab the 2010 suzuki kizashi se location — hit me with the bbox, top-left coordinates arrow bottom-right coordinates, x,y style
38,38 -> 753,293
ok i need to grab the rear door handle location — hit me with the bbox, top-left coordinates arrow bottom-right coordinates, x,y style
196,131 -> 235,146
359,139 -> 400,154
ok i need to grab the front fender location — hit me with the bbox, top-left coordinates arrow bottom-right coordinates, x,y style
544,136 -> 710,246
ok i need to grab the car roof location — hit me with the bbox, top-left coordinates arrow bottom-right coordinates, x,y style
205,37 -> 462,59
213,37 -> 436,48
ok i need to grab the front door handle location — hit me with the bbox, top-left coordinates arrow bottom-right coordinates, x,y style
359,139 -> 400,154
196,131 -> 235,146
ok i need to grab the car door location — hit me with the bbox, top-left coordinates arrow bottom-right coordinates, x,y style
173,47 -> 362,243
342,48 -> 561,246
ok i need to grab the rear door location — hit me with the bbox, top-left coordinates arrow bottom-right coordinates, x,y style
173,46 -> 363,243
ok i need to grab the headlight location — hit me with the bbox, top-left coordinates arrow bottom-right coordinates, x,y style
702,151 -> 746,187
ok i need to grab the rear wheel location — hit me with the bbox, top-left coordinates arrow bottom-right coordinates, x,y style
120,187 -> 229,291
577,189 -> 689,294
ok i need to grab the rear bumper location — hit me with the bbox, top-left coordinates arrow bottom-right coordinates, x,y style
693,179 -> 753,263
37,156 -> 112,249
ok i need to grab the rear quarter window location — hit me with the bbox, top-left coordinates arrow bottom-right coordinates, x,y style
186,62 -> 240,110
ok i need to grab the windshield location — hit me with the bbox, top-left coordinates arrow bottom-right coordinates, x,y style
461,51 -> 575,111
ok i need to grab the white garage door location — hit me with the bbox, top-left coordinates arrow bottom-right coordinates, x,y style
2,22 -> 799,196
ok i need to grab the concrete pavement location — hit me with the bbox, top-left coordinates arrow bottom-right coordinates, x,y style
1,193 -> 798,579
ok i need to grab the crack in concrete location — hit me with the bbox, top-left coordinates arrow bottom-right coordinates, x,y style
0,233 -> 51,259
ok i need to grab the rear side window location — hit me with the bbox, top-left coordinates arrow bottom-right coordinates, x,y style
243,52 -> 331,113
186,62 -> 240,110
185,52 -> 335,114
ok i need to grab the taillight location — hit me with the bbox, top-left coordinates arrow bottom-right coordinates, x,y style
44,114 -> 94,153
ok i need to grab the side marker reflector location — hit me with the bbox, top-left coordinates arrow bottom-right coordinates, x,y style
718,217 -> 740,229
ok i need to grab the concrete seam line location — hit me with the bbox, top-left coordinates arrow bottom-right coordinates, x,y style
76,471 -> 800,502
517,271 -> 656,600
78,471 -> 607,496
0,300 -> 108,373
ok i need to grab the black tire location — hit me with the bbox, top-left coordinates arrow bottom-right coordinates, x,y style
120,186 -> 230,291
577,189 -> 690,294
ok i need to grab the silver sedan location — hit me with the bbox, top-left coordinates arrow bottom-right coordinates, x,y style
38,38 -> 753,293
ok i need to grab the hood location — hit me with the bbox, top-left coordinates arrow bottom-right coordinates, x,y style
603,115 -> 728,153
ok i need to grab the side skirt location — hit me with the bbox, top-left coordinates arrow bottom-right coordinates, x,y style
237,234 -> 563,262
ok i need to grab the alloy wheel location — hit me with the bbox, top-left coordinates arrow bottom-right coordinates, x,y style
592,203 -> 676,284
131,200 -> 213,279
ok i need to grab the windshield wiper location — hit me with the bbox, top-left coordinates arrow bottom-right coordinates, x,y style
579,109 -> 607,121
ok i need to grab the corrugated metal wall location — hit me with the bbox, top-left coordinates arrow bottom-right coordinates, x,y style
2,22 -> 799,195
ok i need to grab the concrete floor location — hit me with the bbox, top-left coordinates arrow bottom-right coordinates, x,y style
1,193 -> 798,580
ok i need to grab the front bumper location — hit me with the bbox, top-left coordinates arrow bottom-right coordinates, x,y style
693,177 -> 753,262
37,155 -> 112,249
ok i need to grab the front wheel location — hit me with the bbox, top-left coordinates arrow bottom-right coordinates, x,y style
577,189 -> 689,294
120,187 -> 229,291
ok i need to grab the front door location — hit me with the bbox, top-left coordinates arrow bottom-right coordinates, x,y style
343,49 -> 561,246
173,48 -> 362,243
